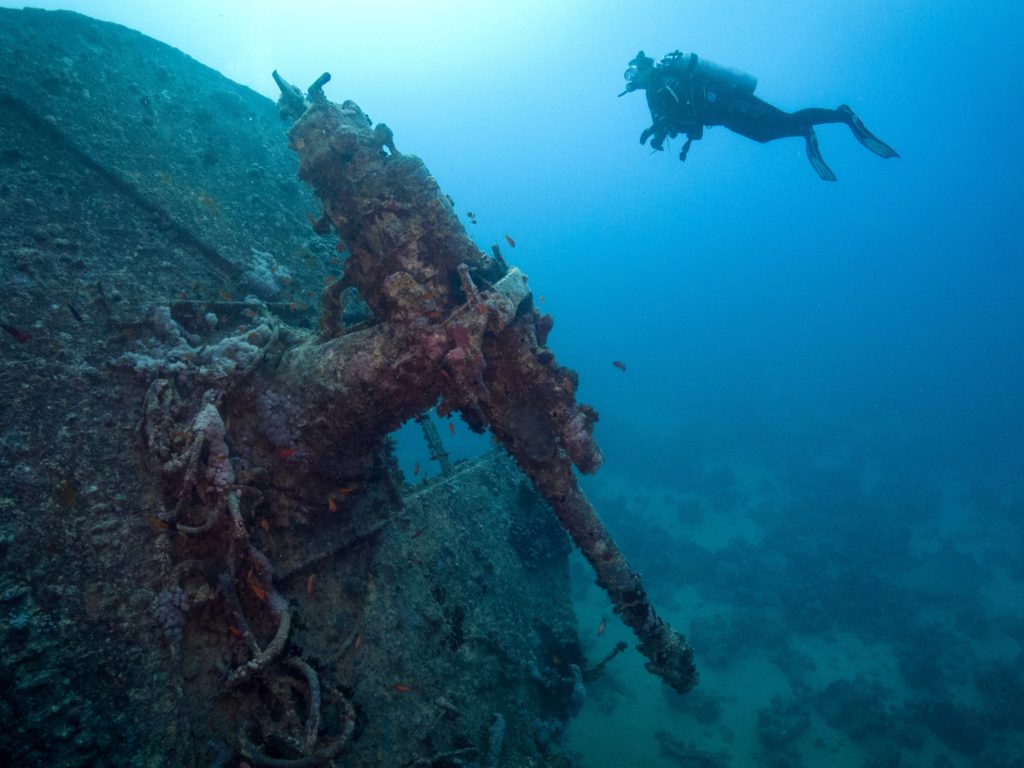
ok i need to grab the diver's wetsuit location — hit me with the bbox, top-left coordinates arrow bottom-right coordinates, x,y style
705,98 -> 849,144
628,51 -> 899,181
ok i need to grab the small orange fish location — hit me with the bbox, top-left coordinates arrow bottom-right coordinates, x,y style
612,360 -> 627,372
597,617 -> 606,637
391,683 -> 415,693
328,497 -> 338,513
504,234 -> 516,248
149,515 -> 169,531
219,291 -> 234,302
279,447 -> 298,459
413,462 -> 420,476
448,422 -> 455,435
337,483 -> 359,495
259,519 -> 270,531
228,625 -> 242,637
306,574 -> 316,594
246,569 -> 267,602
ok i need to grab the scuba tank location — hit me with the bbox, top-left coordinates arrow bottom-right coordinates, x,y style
661,51 -> 757,94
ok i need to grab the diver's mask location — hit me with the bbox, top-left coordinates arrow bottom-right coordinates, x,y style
619,51 -> 654,96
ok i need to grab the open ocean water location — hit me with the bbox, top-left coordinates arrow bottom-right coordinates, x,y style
5,1 -> 1022,766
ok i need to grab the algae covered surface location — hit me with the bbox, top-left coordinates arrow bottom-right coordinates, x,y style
0,9 -> 589,766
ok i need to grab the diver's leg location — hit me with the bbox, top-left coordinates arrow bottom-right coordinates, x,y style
837,105 -> 900,158
793,106 -> 900,158
789,107 -> 848,128
716,96 -> 895,177
712,97 -> 837,178
714,96 -> 835,142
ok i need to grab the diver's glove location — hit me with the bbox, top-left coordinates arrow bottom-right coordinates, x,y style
678,127 -> 703,161
679,138 -> 693,161
640,125 -> 668,151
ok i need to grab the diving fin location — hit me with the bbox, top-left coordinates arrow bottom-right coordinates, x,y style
805,129 -> 837,181
839,105 -> 900,159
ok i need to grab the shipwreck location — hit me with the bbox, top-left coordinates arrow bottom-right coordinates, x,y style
0,9 -> 693,766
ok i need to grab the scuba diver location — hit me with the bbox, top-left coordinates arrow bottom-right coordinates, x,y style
620,51 -> 899,180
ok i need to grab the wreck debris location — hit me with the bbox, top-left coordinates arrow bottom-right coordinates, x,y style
405,747 -> 479,768
271,69 -> 307,121
222,492 -> 293,689
137,315 -> 355,760
1,90 -> 244,280
583,640 -> 629,683
416,411 -> 453,476
318,277 -> 350,338
274,72 -> 698,693
278,518 -> 387,580
306,71 -> 331,105
484,712 -> 507,768
237,659 -> 356,768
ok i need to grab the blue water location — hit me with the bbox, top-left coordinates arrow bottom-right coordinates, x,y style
13,1 -> 1023,764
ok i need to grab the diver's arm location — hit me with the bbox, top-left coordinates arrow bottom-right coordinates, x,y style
677,125 -> 703,161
